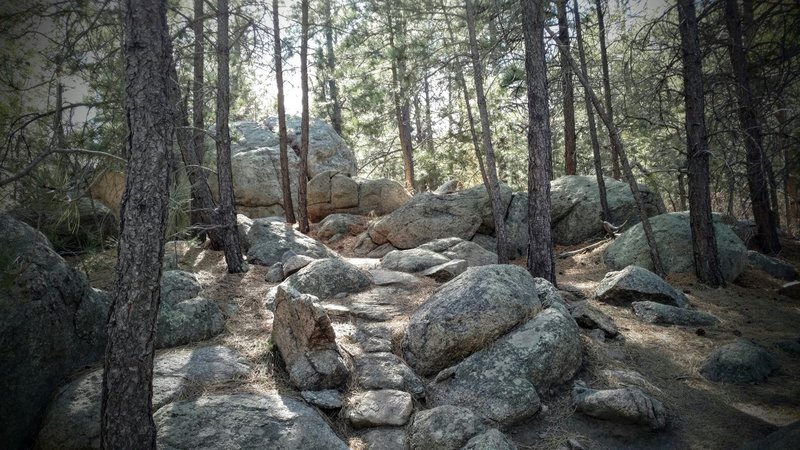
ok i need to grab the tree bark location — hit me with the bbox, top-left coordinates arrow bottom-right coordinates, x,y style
595,0 -> 621,180
387,9 -> 415,193
188,0 -> 207,235
215,0 -> 246,272
100,0 -> 173,446
324,0 -> 342,135
273,0 -> 295,223
558,0 -> 577,175
546,26 -> 666,277
723,0 -> 781,255
573,0 -> 610,223
678,0 -> 725,287
522,0 -> 555,283
298,0 -> 310,233
465,0 -> 508,263
423,74 -> 434,155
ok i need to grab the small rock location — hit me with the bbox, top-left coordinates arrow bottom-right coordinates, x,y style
700,339 -> 780,383
595,265 -> 688,307
301,389 -> 343,409
572,381 -> 667,430
343,390 -> 413,428
632,301 -> 717,326
570,301 -> 619,337
407,405 -> 487,450
370,269 -> 421,287
420,259 -> 467,282
283,254 -> 315,277
355,352 -> 425,397
381,248 -> 451,273
747,250 -> 798,280
461,429 -> 517,450
587,328 -> 606,343
161,270 -> 202,304
265,262 -> 284,283
359,428 -> 407,450
355,324 -> 394,353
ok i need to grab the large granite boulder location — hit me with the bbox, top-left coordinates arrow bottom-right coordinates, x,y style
381,248 -> 451,273
271,286 -> 350,390
369,184 -> 513,249
605,212 -> 747,282
406,405 -> 488,450
230,146 -> 300,218
700,339 -> 780,383
551,175 -> 664,245
307,171 -> 410,222
595,265 -> 689,307
246,217 -> 336,266
272,258 -> 372,302
427,307 -> 582,425
155,393 -> 349,449
402,265 -> 542,376
418,237 -> 498,267
0,213 -> 107,449
37,346 -> 250,450
746,251 -> 798,281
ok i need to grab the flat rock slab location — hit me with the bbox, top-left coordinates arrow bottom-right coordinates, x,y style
632,301 -> 717,326
421,259 -> 468,282
355,352 -> 425,397
418,237 -> 498,267
301,389 -> 344,409
155,393 -> 349,449
381,248 -> 451,273
370,269 -> 421,287
37,346 -> 250,450
354,324 -> 394,353
596,265 -> 689,307
570,301 -> 619,337
700,339 -> 780,383
407,405 -> 487,450
572,381 -> 667,430
344,390 -> 413,428
347,288 -> 408,321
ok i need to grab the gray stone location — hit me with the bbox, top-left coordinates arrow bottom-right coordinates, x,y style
570,301 -> 619,337
37,346 -> 250,450
435,180 -> 462,194
461,429 -> 517,450
155,296 -> 225,348
595,265 -> 689,307
247,217 -> 336,266
421,259 -> 468,282
343,390 -> 414,428
427,307 -> 581,425
357,178 -> 412,218
155,393 -> 349,449
266,262 -> 284,283
778,281 -> 800,299
347,288 -> 407,321
229,146 -> 300,219
369,184 -> 513,249
301,389 -> 344,409
0,213 -> 105,449
740,420 -> 800,450
418,237 -> 498,267
402,265 -> 542,376
550,175 -> 664,245
161,271 -> 201,304
700,339 -> 780,383
283,254 -> 315,277
355,324 -> 394,353
572,381 -> 667,430
533,277 -> 571,313
747,251 -> 798,280
230,120 -> 280,152
632,301 -> 718,326
407,405 -> 487,450
360,428 -> 406,450
368,243 -> 397,258
355,352 -> 425,397
317,213 -> 367,242
271,286 -> 349,390
278,116 -> 358,177
279,258 -> 372,300
370,269 -> 421,287
598,369 -> 659,393
308,172 -> 410,223
604,212 -> 746,282
381,248 -> 451,273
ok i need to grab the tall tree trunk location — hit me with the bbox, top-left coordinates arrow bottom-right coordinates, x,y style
595,0 -> 621,180
558,0 -> 577,175
573,0 -> 610,223
522,0 -> 555,282
678,0 -> 724,287
273,0 -> 295,223
298,0 -> 310,233
215,0 -> 246,272
423,74 -> 434,155
723,0 -> 781,255
53,81 -> 65,148
188,0 -> 207,235
324,0 -> 342,135
465,0 -> 508,263
387,11 -> 415,193
547,26 -> 666,277
101,0 -> 173,446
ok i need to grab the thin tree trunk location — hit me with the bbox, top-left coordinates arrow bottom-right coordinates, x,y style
273,0 -> 295,223
324,0 -> 342,135
723,0 -> 781,255
53,81 -> 65,148
414,92 -> 424,146
595,0 -> 621,180
547,26 -> 665,277
522,0 -> 555,283
558,0 -> 577,175
573,0 -> 610,222
465,0 -> 508,263
189,0 -> 207,234
423,74 -> 434,155
387,11 -> 415,193
678,0 -> 724,287
101,0 -> 173,446
678,169 -> 687,210
298,0 -> 310,233
215,0 -> 246,273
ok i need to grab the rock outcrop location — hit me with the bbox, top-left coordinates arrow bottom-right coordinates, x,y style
308,171 -> 410,222
245,217 -> 336,266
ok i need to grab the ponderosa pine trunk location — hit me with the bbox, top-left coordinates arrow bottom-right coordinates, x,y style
522,0 -> 555,282
387,10 -> 416,193
595,0 -> 621,180
273,0 -> 295,223
189,0 -> 207,235
678,0 -> 725,287
573,0 -> 610,223
298,0 -> 310,233
100,0 -> 173,446
723,0 -> 781,255
215,0 -> 246,272
324,0 -> 342,135
465,0 -> 508,263
558,0 -> 577,175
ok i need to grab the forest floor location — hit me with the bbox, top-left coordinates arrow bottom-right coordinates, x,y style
73,230 -> 800,450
